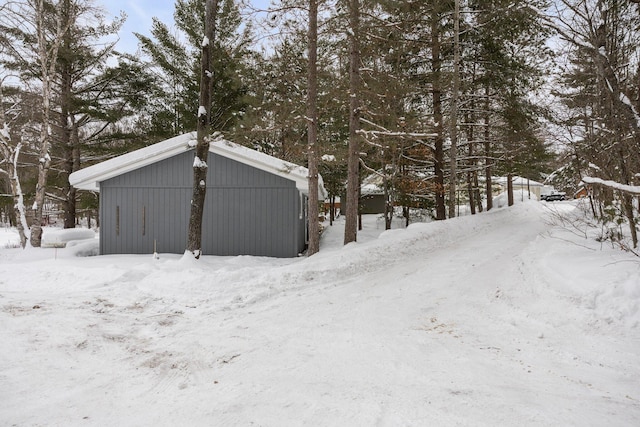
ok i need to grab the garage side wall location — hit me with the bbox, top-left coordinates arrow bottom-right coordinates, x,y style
99,150 -> 305,257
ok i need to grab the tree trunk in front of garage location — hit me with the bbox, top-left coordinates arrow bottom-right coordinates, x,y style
187,0 -> 218,259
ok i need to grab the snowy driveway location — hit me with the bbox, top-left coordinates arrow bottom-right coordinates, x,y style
1,201 -> 638,426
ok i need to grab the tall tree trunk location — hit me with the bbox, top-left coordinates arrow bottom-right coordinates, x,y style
448,0 -> 460,219
621,193 -> 638,248
306,0 -> 320,255
71,124 -> 80,223
1,143 -> 29,247
403,206 -> 409,227
618,148 -> 638,248
474,171 -> 483,213
507,172 -> 514,206
31,0 -> 66,247
329,196 -> 335,225
431,11 -> 446,220
467,171 -> 475,215
344,0 -> 360,245
484,85 -> 493,211
186,0 -> 217,258
11,145 -> 29,248
466,102 -> 476,215
384,176 -> 392,230
0,84 -> 29,247
467,66 -> 483,214
59,17 -> 75,229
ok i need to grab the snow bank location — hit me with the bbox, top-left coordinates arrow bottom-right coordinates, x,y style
1,201 -> 639,426
41,228 -> 95,248
0,227 -> 21,248
588,269 -> 640,331
65,238 -> 100,257
492,188 -> 541,207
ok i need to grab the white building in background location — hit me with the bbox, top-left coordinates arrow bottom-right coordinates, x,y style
495,176 -> 545,200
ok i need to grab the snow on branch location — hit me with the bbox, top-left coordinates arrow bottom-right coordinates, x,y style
582,176 -> 640,196
358,117 -> 438,142
358,129 -> 439,139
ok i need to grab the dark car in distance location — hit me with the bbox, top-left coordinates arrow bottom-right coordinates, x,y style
541,192 -> 566,201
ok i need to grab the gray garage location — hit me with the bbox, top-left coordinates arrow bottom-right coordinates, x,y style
70,132 -> 325,257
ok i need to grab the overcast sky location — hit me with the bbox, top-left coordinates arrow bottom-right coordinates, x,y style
104,0 -> 272,54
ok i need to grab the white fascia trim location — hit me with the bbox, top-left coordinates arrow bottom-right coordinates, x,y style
209,139 -> 311,194
70,132 -> 326,198
69,132 -> 197,191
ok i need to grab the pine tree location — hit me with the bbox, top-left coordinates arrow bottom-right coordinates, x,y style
50,1 -> 151,229
235,34 -> 309,164
0,0 -> 74,246
135,0 -> 249,139
551,0 -> 640,248
465,0 -> 552,208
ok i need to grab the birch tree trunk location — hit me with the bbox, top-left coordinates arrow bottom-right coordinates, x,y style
1,144 -> 29,248
344,0 -> 361,245
0,83 -> 29,247
306,0 -> 320,255
31,0 -> 67,247
186,0 -> 217,258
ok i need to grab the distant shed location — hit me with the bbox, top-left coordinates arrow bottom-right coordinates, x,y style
360,173 -> 386,214
496,176 -> 544,200
70,132 -> 326,257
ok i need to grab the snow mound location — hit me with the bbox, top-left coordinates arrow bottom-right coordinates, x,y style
492,188 -> 540,207
65,238 -> 100,257
591,274 -> 640,330
41,228 -> 95,248
0,228 -> 21,248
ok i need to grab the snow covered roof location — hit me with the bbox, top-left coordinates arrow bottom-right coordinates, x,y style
69,132 -> 326,198
360,173 -> 384,196
495,176 -> 544,187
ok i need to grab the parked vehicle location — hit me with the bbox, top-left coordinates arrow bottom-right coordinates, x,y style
542,192 -> 566,201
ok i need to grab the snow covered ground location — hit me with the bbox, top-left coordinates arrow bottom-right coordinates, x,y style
1,199 -> 638,426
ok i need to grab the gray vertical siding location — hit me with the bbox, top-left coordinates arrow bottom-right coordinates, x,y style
99,150 -> 305,257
